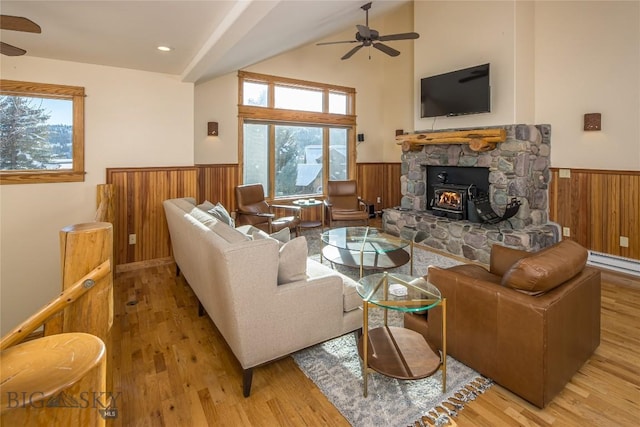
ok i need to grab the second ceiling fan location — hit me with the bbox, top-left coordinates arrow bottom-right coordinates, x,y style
0,15 -> 41,56
317,2 -> 419,60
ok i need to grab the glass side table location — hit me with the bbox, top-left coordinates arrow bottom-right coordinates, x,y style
292,199 -> 324,230
356,271 -> 446,397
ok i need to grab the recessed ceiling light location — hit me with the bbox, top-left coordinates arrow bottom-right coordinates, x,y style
157,46 -> 172,52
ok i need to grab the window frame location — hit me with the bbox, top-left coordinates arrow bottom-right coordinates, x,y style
238,71 -> 357,201
0,80 -> 85,185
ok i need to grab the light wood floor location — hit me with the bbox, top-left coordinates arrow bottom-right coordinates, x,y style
111,263 -> 640,427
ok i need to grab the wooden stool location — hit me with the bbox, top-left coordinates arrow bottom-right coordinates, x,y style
1,333 -> 107,426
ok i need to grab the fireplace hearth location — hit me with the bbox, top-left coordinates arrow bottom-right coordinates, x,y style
383,124 -> 560,263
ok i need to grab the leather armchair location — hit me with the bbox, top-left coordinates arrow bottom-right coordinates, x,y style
404,239 -> 601,408
324,180 -> 369,228
235,183 -> 301,236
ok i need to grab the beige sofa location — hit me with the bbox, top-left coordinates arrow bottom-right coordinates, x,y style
163,198 -> 362,396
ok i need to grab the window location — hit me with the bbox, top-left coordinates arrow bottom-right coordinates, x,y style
238,71 -> 356,199
0,80 -> 85,184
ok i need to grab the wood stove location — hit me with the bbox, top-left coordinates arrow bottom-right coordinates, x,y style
431,183 -> 470,220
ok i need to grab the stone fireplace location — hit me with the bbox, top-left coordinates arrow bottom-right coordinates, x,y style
383,124 -> 560,264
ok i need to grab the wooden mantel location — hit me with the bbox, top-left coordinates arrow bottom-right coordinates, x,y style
396,128 -> 506,152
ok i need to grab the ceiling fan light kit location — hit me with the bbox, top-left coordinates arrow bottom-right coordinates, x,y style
317,2 -> 419,60
0,15 -> 41,56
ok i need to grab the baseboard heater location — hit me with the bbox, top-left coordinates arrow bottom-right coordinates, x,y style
587,250 -> 640,277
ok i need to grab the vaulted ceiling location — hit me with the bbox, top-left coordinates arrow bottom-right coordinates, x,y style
1,0 -> 410,84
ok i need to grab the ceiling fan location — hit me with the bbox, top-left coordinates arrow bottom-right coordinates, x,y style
317,2 -> 419,60
0,15 -> 41,56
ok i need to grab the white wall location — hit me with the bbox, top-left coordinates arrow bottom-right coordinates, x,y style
194,2 -> 415,165
413,0 -> 639,170
0,56 -> 194,334
534,1 -> 640,170
194,72 -> 238,164
413,1 -> 520,131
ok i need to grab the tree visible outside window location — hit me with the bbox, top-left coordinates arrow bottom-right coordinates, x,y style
238,71 -> 356,200
1,96 -> 72,170
0,80 -> 85,184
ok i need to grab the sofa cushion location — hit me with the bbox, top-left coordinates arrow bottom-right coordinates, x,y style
172,198 -> 199,213
502,239 -> 588,295
188,206 -> 217,227
341,276 -> 361,312
207,202 -> 235,227
278,236 -> 308,285
268,227 -> 290,243
306,259 -> 361,312
208,220 -> 250,243
251,227 -> 290,246
197,200 -> 216,212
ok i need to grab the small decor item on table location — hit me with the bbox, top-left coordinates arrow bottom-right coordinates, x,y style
388,283 -> 408,297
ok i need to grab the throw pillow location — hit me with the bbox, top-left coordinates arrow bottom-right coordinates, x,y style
252,229 -> 282,248
270,227 -> 291,244
502,239 -> 588,295
196,200 -> 216,212
252,227 -> 291,245
278,236 -> 308,285
207,202 -> 235,227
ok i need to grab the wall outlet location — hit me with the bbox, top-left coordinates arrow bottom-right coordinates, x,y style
620,236 -> 629,248
376,196 -> 381,204
129,234 -> 137,245
562,227 -> 571,237
559,169 -> 571,178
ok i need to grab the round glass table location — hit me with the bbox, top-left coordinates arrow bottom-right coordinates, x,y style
356,271 -> 446,397
320,226 -> 413,278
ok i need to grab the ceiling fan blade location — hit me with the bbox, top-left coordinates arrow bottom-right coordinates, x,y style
0,15 -> 41,33
373,43 -> 400,57
317,40 -> 358,46
341,45 -> 363,60
0,42 -> 26,56
356,24 -> 371,39
378,32 -> 420,42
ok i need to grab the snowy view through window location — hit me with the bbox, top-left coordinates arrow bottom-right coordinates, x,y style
0,95 -> 73,171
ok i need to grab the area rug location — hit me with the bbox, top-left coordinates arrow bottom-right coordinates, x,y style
292,331 -> 492,426
295,228 -> 493,426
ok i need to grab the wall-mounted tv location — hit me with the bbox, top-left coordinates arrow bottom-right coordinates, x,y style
420,63 -> 490,118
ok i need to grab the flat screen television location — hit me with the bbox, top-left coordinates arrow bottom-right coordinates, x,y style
420,63 -> 490,118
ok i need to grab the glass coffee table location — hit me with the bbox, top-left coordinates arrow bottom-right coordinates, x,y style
320,226 -> 413,278
356,272 -> 446,397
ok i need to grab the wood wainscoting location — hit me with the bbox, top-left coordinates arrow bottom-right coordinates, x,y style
106,167 -> 197,266
106,163 -> 401,267
549,168 -> 639,260
196,164 -> 241,213
107,165 -> 639,267
356,163 -> 402,213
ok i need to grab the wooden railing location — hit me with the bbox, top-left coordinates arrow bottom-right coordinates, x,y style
0,223 -> 114,426
95,183 -> 115,223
